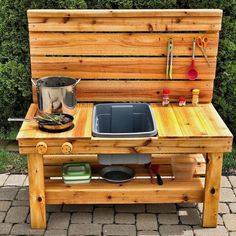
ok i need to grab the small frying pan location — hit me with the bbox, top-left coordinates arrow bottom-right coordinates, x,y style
8,113 -> 74,132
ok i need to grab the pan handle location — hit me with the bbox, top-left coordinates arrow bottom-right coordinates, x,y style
8,118 -> 32,122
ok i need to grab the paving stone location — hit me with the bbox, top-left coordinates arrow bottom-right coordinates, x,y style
138,231 -> 160,236
115,204 -> 145,213
23,176 -> 29,186
115,213 -> 135,224
47,204 -> 62,212
230,232 -> 236,236
5,206 -> 29,223
197,203 -> 203,212
11,223 -> 44,235
158,213 -> 179,224
218,214 -> 223,225
178,208 -> 200,225
159,225 -> 193,236
229,176 -> 236,188
44,229 -> 67,236
71,212 -> 92,223
223,214 -> 236,231
4,174 -> 26,186
69,223 -> 102,236
62,204 -> 93,212
146,203 -> 176,213
48,213 -> 70,229
0,187 -> 18,200
103,224 -> 136,236
0,174 -> 8,186
221,176 -> 231,188
177,203 -> 197,208
93,208 -> 114,224
16,188 -> 29,200
0,201 -> 11,211
95,204 -> 114,208
218,202 -> 230,213
229,203 -> 236,213
0,212 -> 5,223
137,213 -> 158,231
12,200 -> 29,206
193,226 -> 228,236
0,222 -> 12,235
220,188 -> 236,202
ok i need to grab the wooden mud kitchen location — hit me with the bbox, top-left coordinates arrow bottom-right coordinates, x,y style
16,9 -> 233,229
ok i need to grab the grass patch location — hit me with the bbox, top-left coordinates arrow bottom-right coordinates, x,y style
0,127 -> 20,140
223,144 -> 236,175
0,149 -> 27,174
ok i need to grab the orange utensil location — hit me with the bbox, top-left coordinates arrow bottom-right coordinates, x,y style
188,39 -> 198,80
196,36 -> 210,66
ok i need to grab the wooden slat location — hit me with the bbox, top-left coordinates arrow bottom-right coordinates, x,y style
31,56 -> 217,80
28,10 -> 222,32
29,32 -> 218,57
17,103 -> 93,140
27,9 -> 223,18
45,178 -> 204,204
74,81 -> 213,102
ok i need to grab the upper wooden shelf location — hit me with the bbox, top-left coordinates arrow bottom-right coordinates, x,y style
17,103 -> 232,140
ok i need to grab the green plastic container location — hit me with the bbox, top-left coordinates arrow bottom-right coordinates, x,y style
62,162 -> 91,184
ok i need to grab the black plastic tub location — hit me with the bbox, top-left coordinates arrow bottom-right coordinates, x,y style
92,103 -> 157,137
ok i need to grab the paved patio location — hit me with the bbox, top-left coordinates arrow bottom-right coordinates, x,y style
0,174 -> 236,235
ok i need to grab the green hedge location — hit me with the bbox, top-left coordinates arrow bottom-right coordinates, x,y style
0,0 -> 235,136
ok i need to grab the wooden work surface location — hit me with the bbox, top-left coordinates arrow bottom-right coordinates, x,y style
17,103 -> 232,140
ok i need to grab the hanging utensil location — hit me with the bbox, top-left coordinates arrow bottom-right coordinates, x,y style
166,39 -> 174,79
151,164 -> 163,185
187,39 -> 198,80
196,36 -> 210,66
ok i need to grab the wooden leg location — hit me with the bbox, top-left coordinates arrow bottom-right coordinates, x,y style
202,152 -> 223,227
27,154 -> 46,229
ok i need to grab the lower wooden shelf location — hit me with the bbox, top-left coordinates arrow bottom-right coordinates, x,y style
45,177 -> 204,204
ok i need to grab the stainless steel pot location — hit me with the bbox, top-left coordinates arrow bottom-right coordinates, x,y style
32,76 -> 80,115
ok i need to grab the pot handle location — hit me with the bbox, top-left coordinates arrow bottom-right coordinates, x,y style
31,78 -> 37,86
73,79 -> 81,87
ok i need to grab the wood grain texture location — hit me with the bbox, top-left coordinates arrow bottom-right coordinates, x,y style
29,32 -> 218,56
27,9 -> 222,32
31,56 -> 217,80
75,80 -> 213,102
27,154 -> 46,229
45,178 -> 204,204
202,153 -> 223,227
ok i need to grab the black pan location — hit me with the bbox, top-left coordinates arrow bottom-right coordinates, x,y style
99,166 -> 135,183
8,113 -> 74,132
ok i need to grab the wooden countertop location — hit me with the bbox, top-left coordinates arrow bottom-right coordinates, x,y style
17,103 -> 232,140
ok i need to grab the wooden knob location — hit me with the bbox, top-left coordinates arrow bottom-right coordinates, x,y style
36,142 -> 47,154
61,142 -> 73,154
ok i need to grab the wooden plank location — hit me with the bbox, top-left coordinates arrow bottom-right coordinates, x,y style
27,154 -> 46,229
27,9 -> 223,18
42,153 -> 205,165
203,153 -> 223,227
172,105 -> 209,136
17,103 -> 93,140
28,10 -> 222,32
74,81 -> 213,102
45,178 -> 204,204
29,32 -> 219,57
31,56 -> 217,80
19,144 -> 232,155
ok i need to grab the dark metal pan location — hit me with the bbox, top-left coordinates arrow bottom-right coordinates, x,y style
8,113 -> 74,132
99,166 -> 135,183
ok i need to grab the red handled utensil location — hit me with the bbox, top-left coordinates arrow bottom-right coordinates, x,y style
151,164 -> 163,185
188,39 -> 198,80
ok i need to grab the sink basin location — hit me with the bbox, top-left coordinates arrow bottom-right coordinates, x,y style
92,103 -> 157,137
